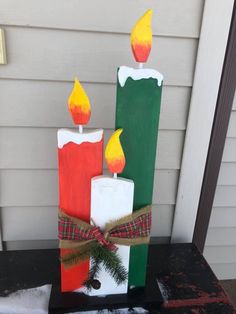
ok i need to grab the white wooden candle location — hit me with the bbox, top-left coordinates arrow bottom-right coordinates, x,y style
89,175 -> 134,296
88,129 -> 134,296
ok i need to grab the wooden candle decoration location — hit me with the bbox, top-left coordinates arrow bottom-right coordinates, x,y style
58,78 -> 103,292
115,10 -> 163,287
89,129 -> 134,295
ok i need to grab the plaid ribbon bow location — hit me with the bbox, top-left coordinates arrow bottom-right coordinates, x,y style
58,205 -> 151,252
59,217 -> 117,251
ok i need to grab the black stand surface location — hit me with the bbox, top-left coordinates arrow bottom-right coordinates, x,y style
0,243 -> 235,313
0,244 -> 163,313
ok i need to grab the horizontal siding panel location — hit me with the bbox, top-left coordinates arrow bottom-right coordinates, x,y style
4,240 -> 58,251
217,163 -> 236,185
206,108 -> 236,278
205,227 -> 236,246
213,186 -> 236,207
0,0 -> 204,38
0,169 -> 179,207
222,138 -> 236,162
227,111 -> 236,137
1,206 -> 57,241
0,80 -> 190,130
154,170 -> 178,205
160,87 -> 190,130
0,27 -> 197,86
210,263 -> 236,280
0,128 -> 184,170
209,207 -> 236,228
0,170 -> 59,207
157,131 -> 184,169
1,205 -> 174,241
204,246 -> 236,264
151,205 -> 174,237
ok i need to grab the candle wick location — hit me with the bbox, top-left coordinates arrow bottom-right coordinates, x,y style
138,63 -> 143,69
79,125 -> 83,134
113,173 -> 117,179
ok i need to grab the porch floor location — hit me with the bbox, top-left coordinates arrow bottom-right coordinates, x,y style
221,280 -> 236,308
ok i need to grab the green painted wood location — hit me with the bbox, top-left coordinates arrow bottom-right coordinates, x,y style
115,72 -> 163,287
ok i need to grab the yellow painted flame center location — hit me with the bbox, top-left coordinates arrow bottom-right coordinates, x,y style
105,129 -> 126,174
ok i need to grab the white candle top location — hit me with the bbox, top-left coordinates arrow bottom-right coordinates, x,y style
91,175 -> 134,229
57,128 -> 103,148
118,66 -> 163,87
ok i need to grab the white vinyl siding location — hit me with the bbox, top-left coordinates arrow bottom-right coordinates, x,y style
171,0 -> 234,243
204,92 -> 236,279
0,0 -> 204,249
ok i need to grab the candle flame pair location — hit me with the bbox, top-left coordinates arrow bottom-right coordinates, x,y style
68,78 -> 125,175
67,9 -> 153,173
68,9 -> 153,124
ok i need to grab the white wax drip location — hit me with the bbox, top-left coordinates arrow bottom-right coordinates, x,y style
118,66 -> 163,87
57,129 -> 103,148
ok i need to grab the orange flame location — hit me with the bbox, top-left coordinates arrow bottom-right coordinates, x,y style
131,9 -> 153,63
105,129 -> 125,174
68,78 -> 91,125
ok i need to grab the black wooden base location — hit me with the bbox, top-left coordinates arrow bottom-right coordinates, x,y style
0,245 -> 163,313
0,244 -> 235,313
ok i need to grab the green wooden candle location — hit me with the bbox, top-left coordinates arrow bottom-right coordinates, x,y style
115,66 -> 163,287
115,9 -> 164,288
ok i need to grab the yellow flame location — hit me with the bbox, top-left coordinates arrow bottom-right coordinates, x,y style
130,9 -> 153,62
68,78 -> 91,125
68,78 -> 90,112
105,129 -> 126,174
131,9 -> 152,45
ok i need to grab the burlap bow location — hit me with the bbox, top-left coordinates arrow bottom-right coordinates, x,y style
58,205 -> 151,252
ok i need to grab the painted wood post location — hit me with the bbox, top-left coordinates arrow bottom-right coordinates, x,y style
116,69 -> 163,287
89,129 -> 134,295
115,10 -> 163,288
57,79 -> 103,292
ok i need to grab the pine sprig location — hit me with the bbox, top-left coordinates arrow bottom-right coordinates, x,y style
84,255 -> 102,291
87,245 -> 128,285
62,243 -> 128,290
99,246 -> 128,285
